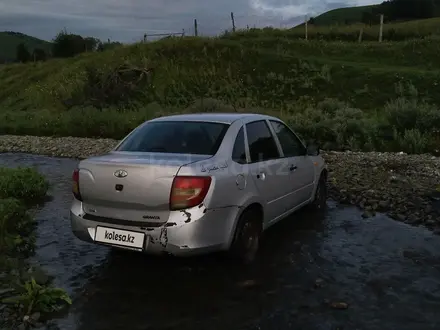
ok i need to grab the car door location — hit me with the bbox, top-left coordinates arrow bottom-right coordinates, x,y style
269,120 -> 315,207
244,120 -> 292,223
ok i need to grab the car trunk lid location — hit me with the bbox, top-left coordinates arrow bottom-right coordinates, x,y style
77,152 -> 210,226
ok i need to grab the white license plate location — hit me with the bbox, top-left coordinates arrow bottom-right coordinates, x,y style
94,226 -> 145,250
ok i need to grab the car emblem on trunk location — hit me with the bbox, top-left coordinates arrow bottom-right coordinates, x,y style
114,170 -> 128,178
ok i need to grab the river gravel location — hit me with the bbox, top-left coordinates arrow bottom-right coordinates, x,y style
1,134 -> 440,232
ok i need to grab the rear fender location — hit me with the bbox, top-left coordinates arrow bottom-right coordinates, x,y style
225,193 -> 264,248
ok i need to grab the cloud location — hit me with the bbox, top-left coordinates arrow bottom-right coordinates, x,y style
0,0 -> 382,42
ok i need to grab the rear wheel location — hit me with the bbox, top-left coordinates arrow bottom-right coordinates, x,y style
230,208 -> 262,264
311,174 -> 328,210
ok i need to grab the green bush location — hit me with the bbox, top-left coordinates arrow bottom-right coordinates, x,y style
384,97 -> 440,134
0,198 -> 33,255
2,278 -> 72,315
0,167 -> 49,202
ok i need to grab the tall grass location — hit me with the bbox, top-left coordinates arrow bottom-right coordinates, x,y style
227,17 -> 440,42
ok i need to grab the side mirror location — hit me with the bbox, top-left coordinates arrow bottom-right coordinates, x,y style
306,144 -> 320,156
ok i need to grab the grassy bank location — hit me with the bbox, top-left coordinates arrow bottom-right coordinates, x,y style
0,30 -> 439,154
0,167 -> 71,329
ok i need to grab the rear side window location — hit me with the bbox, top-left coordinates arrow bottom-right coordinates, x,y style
232,127 -> 246,164
245,120 -> 280,163
270,120 -> 306,157
116,121 -> 229,155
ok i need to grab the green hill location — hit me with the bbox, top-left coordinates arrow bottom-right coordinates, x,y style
310,5 -> 379,26
0,32 -> 52,62
0,27 -> 439,153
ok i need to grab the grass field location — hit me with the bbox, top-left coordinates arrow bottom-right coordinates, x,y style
286,17 -> 440,41
0,21 -> 439,154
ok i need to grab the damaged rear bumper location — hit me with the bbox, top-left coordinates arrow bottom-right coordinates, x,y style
70,199 -> 240,256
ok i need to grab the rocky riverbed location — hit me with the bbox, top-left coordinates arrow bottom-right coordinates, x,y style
1,134 -> 440,233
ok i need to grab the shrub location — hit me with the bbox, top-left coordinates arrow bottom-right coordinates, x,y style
0,198 -> 33,254
2,278 -> 72,315
0,167 -> 49,202
288,99 -> 376,151
384,97 -> 440,134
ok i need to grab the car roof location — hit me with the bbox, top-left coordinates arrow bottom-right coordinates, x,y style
149,113 -> 279,124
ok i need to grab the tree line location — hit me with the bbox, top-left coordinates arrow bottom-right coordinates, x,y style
362,0 -> 439,25
16,30 -> 123,63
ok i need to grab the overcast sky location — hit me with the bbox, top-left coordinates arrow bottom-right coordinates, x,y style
0,0 -> 381,42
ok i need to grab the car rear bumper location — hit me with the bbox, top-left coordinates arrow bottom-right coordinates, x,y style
70,199 -> 240,256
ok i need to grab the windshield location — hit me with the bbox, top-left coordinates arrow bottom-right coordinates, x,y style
116,121 -> 230,155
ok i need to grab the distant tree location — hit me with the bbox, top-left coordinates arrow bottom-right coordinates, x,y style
16,43 -> 31,63
52,30 -> 87,58
97,40 -> 123,52
32,48 -> 47,61
84,37 -> 100,52
377,0 -> 435,21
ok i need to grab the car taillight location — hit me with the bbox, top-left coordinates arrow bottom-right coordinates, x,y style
169,176 -> 212,211
72,168 -> 82,201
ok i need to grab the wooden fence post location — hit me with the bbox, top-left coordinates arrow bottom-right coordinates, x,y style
379,14 -> 384,42
358,28 -> 364,43
305,16 -> 308,40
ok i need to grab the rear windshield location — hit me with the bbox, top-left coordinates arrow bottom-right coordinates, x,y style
116,121 -> 230,155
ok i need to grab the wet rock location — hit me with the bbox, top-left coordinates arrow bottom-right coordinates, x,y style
314,279 -> 324,288
0,288 -> 14,298
31,312 -> 41,322
330,302 -> 349,310
378,200 -> 390,210
23,266 -> 51,286
238,280 -> 258,288
397,214 -> 406,222
406,215 -> 420,225
362,211 -> 373,219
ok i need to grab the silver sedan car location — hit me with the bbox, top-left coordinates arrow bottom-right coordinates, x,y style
70,113 -> 327,263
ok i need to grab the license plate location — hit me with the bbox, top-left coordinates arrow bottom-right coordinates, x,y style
94,226 -> 145,250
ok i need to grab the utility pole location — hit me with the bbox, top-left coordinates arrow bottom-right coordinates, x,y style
358,28 -> 363,43
194,19 -> 198,36
231,12 -> 236,32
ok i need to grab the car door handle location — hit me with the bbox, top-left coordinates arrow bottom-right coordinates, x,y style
256,172 -> 266,180
289,164 -> 297,172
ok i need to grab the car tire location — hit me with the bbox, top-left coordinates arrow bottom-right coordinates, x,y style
311,173 -> 328,211
229,208 -> 262,264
